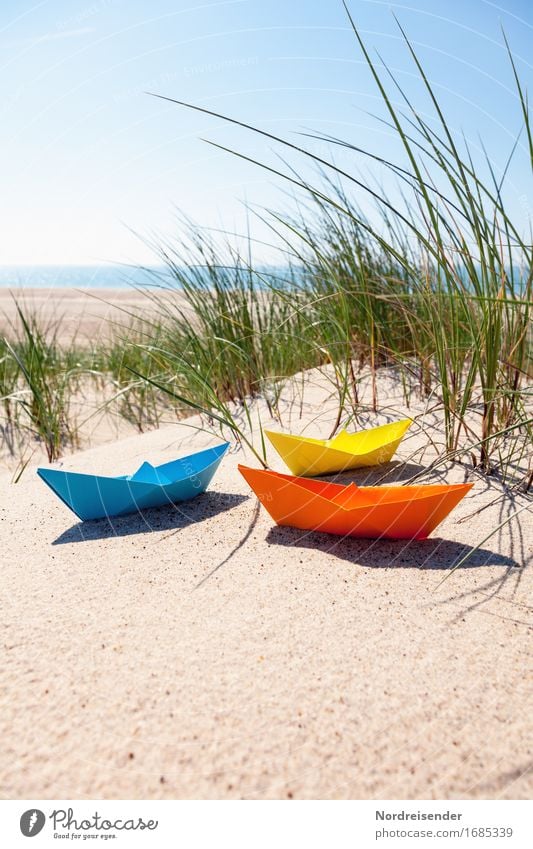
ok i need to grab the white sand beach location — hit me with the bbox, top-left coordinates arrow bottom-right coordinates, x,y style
1,372 -> 531,800
0,287 -> 186,346
2,0 -> 532,814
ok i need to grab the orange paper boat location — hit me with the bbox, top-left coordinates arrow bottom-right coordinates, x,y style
239,465 -> 472,540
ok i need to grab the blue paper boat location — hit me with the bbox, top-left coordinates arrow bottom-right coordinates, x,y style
37,443 -> 230,521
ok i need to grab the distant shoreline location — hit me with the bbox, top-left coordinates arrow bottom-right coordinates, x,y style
0,264 -> 290,289
0,286 -> 186,346
0,265 -> 169,289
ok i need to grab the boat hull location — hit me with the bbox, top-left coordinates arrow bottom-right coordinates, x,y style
38,444 -> 229,521
239,465 -> 472,540
265,420 -> 411,476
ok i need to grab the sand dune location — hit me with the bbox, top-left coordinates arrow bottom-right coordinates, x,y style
0,287 -> 186,346
1,374 -> 531,800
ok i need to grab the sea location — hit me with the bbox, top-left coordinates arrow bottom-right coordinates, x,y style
0,264 -> 294,291
0,265 -> 171,289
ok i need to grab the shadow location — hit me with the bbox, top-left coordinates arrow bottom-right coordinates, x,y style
319,460 -> 430,487
51,491 -> 248,545
265,526 -> 521,571
0,423 -> 16,457
463,760 -> 533,794
437,560 -> 532,624
194,499 -> 261,590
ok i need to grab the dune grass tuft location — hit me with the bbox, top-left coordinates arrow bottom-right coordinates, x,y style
0,15 -> 530,499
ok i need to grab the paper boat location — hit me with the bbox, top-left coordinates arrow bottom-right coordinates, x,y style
239,465 -> 472,540
265,419 -> 412,477
37,443 -> 229,521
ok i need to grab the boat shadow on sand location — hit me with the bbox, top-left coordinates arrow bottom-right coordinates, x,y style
321,460 -> 432,486
51,491 -> 247,545
262,459 -> 524,571
265,526 -> 522,571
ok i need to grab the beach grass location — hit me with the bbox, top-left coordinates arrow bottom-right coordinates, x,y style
2,302 -> 82,461
131,13 -> 531,490
0,17 -> 531,495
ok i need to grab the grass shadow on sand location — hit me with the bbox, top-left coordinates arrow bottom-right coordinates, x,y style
265,526 -> 521,571
319,461 -> 431,487
51,491 -> 247,544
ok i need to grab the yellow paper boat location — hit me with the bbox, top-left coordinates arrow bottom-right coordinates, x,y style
265,419 -> 412,477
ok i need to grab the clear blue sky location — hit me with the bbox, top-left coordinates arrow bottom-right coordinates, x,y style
1,0 -> 531,265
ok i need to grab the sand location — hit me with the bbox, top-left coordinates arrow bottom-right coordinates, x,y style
0,288 -> 145,344
0,287 -> 187,346
0,286 -> 187,474
1,370 -> 531,800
